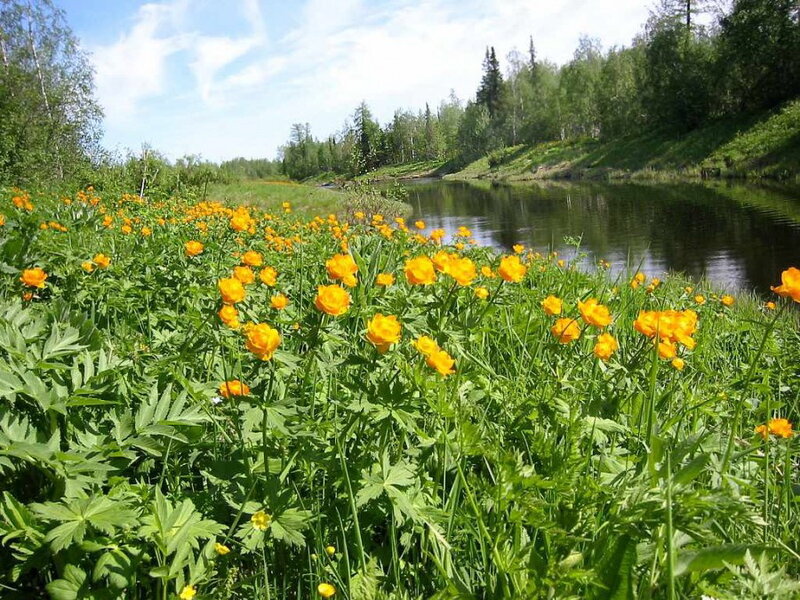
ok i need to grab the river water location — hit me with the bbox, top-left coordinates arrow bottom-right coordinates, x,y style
401,178 -> 800,295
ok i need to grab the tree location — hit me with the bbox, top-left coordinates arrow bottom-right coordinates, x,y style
423,103 -> 439,160
0,0 -> 102,185
476,47 -> 504,117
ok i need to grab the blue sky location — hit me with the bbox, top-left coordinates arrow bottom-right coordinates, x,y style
57,0 -> 652,162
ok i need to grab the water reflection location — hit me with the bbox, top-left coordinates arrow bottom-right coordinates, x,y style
403,179 -> 800,294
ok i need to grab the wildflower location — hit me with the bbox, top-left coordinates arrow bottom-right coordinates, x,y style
578,299 -> 611,328
22,291 -> 33,302
251,511 -> 271,531
245,323 -> 281,360
179,585 -> 196,600
315,285 -> 351,316
242,250 -> 263,267
429,228 -> 445,244
755,418 -> 794,440
121,224 -> 132,235
318,583 -> 336,598
102,215 -> 113,228
20,268 -> 47,288
271,293 -> 289,310
480,265 -> 495,278
366,313 -> 402,353
215,542 -> 231,555
448,257 -> 477,286
325,545 -> 336,556
218,278 -> 246,304
634,272 -> 646,283
218,305 -> 240,329
694,295 -> 706,305
498,255 -> 527,283
184,241 -> 204,257
474,286 -> 489,299
414,336 -> 439,356
326,254 -> 358,287
93,253 -> 111,269
721,295 -> 735,307
230,213 -> 252,232
593,333 -> 618,361
771,267 -> 800,302
404,256 -> 437,285
414,220 -> 425,230
765,301 -> 776,310
541,295 -> 562,316
671,357 -> 685,371
512,244 -> 524,254
557,259 -> 566,268
81,261 -> 95,273
354,211 -> 365,220
432,250 -> 454,273
376,273 -> 395,286
0,215 -> 5,226
233,266 -> 255,285
259,266 -> 278,286
219,380 -> 251,398
426,348 -> 455,376
551,318 -> 581,344
657,340 -> 677,360
140,226 -> 152,236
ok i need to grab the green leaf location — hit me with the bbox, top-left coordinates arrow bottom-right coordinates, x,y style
674,544 -> 772,577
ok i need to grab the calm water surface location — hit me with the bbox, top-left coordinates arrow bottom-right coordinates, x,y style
402,179 -> 800,294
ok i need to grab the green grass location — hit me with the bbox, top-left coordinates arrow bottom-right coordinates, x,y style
207,180 -> 346,217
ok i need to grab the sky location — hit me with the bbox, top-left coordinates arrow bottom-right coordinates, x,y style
57,0 -> 653,162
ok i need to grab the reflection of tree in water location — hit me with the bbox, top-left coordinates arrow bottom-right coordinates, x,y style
405,179 -> 800,294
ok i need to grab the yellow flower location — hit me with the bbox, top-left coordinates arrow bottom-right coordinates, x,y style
720,294 -> 735,307
432,250 -> 454,273
498,255 -> 527,283
366,313 -> 402,353
512,244 -> 524,254
318,583 -> 336,598
93,253 -> 111,268
215,542 -> 231,555
184,241 -> 204,257
81,261 -> 95,273
251,510 -> 271,531
326,254 -> 358,287
219,380 -> 250,398
541,295 -> 562,316
218,305 -> 240,329
426,348 -> 455,376
270,293 -> 289,310
480,265 -> 495,278
140,226 -> 152,236
414,220 -> 425,230
448,257 -> 476,286
179,585 -> 196,600
314,285 -> 351,316
671,357 -> 685,371
376,273 -> 395,286
245,323 -> 281,360
578,298 -> 612,328
756,418 -> 794,439
657,339 -> 676,360
593,333 -> 618,361
474,286 -> 489,300
765,301 -> 776,310
218,278 -> 246,304
242,250 -> 263,267
230,213 -> 252,232
404,256 -> 437,285
694,295 -> 706,305
259,266 -> 278,286
20,268 -> 47,288
233,265 -> 255,285
414,336 -> 439,356
551,318 -> 581,344
771,267 -> 800,302
325,545 -> 336,556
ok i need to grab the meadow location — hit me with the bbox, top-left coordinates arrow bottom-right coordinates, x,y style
0,183 -> 799,600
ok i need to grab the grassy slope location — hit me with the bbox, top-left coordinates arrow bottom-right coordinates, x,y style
206,180 -> 345,218
446,100 -> 800,182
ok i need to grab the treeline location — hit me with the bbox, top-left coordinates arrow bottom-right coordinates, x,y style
281,0 -> 800,179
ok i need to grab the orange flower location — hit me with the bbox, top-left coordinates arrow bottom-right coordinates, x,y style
270,293 -> 289,310
376,273 -> 395,286
314,285 -> 351,316
326,254 -> 358,287
657,339 -> 676,360
541,295 -> 562,316
426,348 -> 455,376
480,265 -> 495,278
448,257 -> 476,286
242,250 -> 263,267
20,268 -> 47,288
578,298 -> 612,328
720,295 -> 735,307
81,261 -> 94,273
219,380 -> 251,398
755,417 -> 793,440
414,220 -> 425,230
366,313 -> 402,352
414,335 -> 439,355
93,253 -> 111,269
432,250 -> 454,273
671,357 -> 685,370
218,305 -> 240,328
184,240 -> 204,257
404,256 -> 436,285
218,278 -> 246,304
498,255 -> 527,283
551,318 -> 581,344
259,266 -> 277,286
230,212 -> 252,232
593,333 -> 618,361
245,323 -> 281,360
765,301 -> 776,310
771,267 -> 800,302
233,266 -> 255,285
512,244 -> 524,254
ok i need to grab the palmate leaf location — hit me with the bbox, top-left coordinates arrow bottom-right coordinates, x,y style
31,495 -> 137,553
356,452 -> 417,511
269,507 -> 313,547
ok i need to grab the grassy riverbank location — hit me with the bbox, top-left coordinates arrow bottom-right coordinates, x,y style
444,100 -> 800,182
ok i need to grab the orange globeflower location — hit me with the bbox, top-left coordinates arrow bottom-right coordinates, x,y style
432,250 -> 454,273
720,294 -> 735,307
498,255 -> 527,283
218,305 -> 240,329
474,286 -> 489,300
694,295 -> 706,305
259,266 -> 278,286
242,250 -> 263,267
230,213 -> 252,232
413,335 -> 439,356
578,298 -> 612,328
755,418 -> 794,440
270,293 -> 289,310
771,267 -> 800,302
233,266 -> 255,285
551,318 -> 581,344
426,348 -> 455,376
366,313 -> 402,353
314,285 -> 351,316
184,240 -> 204,257
671,357 -> 685,371
81,261 -> 94,273
541,295 -> 562,316
448,257 -> 477,286
245,323 -> 281,360
20,268 -> 47,288
326,254 -> 358,287
593,333 -> 618,361
376,273 -> 395,286
219,380 -> 251,398
218,278 -> 246,304
414,220 -> 425,230
93,253 -> 111,269
404,256 -> 437,285
657,339 -> 677,360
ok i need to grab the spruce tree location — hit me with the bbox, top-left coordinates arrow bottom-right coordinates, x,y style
476,46 -> 503,117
